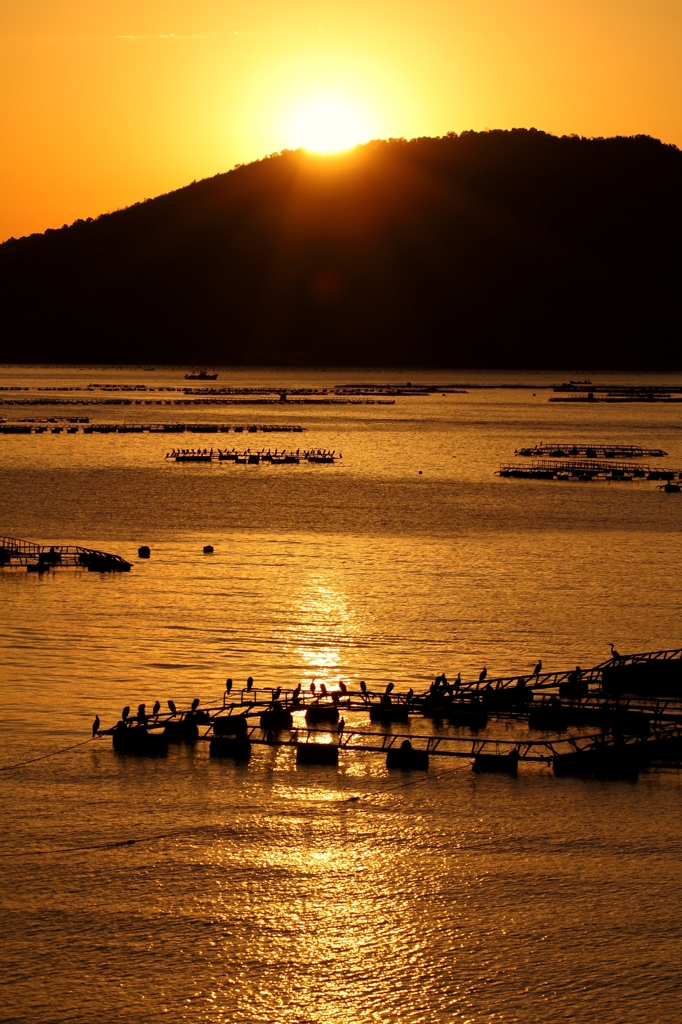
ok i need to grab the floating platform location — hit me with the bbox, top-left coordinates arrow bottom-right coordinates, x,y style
0,535 -> 132,572
515,443 -> 667,459
497,459 -> 682,482
551,392 -> 682,404
166,448 -> 337,464
94,648 -> 682,777
0,420 -> 304,435
551,384 -> 682,403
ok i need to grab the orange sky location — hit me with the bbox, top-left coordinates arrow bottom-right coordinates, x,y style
1,0 -> 681,241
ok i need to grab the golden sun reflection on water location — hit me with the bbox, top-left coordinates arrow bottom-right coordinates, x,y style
292,576 -> 362,685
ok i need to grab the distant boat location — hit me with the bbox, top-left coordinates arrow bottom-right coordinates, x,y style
185,370 -> 218,381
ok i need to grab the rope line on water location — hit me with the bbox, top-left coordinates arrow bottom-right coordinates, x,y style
2,766 -> 463,858
0,734 -> 463,856
15,821 -> 242,857
0,737 -> 94,772
347,764 -> 461,800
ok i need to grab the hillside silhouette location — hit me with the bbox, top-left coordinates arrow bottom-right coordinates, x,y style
1,129 -> 680,368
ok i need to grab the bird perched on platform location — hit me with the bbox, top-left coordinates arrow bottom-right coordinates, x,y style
168,699 -> 177,716
225,678 -> 233,694
246,677 -> 254,692
137,703 -> 146,722
320,683 -> 327,696
610,643 -> 622,660
360,680 -> 367,694
339,681 -> 347,694
533,660 -> 542,677
191,698 -> 200,711
273,687 -> 281,701
122,705 -> 130,721
92,715 -> 100,736
152,700 -> 160,717
292,683 -> 301,699
479,667 -> 487,683
310,681 -> 316,693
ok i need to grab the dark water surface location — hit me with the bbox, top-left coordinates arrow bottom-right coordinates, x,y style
1,367 -> 682,1023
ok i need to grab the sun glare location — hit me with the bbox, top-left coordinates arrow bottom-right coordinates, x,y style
287,94 -> 373,153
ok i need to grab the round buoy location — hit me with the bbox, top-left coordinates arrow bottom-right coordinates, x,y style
203,544 -> 214,554
418,470 -> 422,475
138,545 -> 151,559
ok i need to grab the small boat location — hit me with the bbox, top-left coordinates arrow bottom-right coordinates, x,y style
185,370 -> 219,381
660,482 -> 681,493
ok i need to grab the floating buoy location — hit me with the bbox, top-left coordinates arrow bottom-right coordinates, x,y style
386,739 -> 428,770
138,545 -> 151,558
203,544 -> 214,554
296,742 -> 339,766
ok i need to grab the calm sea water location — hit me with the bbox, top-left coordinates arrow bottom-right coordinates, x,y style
1,366 -> 682,1024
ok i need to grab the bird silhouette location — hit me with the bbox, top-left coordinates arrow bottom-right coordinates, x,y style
310,681 -> 316,693
339,681 -> 347,694
320,683 -> 327,696
385,682 -> 395,694
479,667 -> 487,683
167,699 -> 177,716
152,700 -> 160,717
407,687 -> 414,699
137,703 -> 146,718
293,683 -> 301,699
360,680 -> 367,694
534,660 -> 542,676
191,697 -> 200,711
610,643 -> 621,660
225,678 -> 233,694
122,705 -> 130,721
273,686 -> 281,701
92,715 -> 100,736
246,676 -> 254,692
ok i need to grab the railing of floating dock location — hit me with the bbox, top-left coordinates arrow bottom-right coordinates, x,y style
0,535 -> 131,570
515,444 -> 667,458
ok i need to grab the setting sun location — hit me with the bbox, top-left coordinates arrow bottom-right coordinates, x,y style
286,93 -> 375,153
